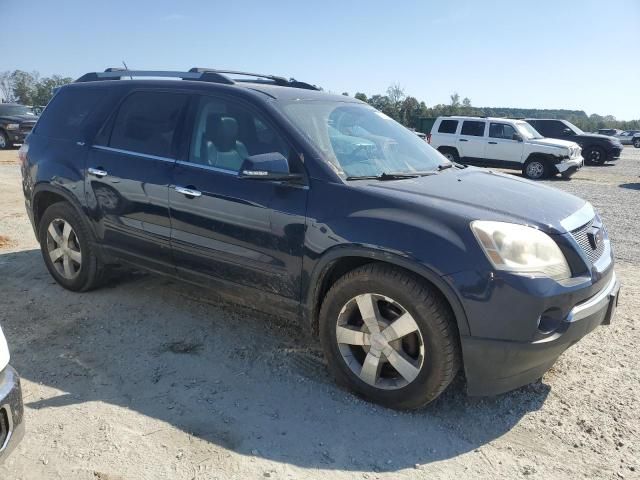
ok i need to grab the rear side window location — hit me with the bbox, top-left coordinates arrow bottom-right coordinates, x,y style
109,91 -> 188,158
461,120 -> 485,136
35,87 -> 104,140
437,120 -> 458,134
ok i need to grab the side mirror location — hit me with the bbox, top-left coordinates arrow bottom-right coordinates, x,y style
238,152 -> 303,182
513,133 -> 523,142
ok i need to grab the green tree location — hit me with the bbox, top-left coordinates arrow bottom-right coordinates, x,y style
31,75 -> 73,106
354,92 -> 368,103
10,70 -> 38,105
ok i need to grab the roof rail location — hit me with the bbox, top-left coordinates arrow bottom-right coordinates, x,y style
74,68 -> 319,90
75,68 -> 234,85
189,68 -> 320,90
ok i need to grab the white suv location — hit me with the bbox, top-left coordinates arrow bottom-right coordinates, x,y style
430,116 -> 583,180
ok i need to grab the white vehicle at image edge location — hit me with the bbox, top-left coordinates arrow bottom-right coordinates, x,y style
430,116 -> 584,180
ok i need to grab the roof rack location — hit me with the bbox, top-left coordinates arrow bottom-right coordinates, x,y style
74,68 -> 319,90
188,68 -> 319,90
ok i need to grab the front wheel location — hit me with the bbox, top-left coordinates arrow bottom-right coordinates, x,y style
634,138 -> 640,148
0,131 -> 9,150
319,264 -> 460,410
523,159 -> 548,180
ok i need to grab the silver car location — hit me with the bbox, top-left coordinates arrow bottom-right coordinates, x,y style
616,130 -> 640,145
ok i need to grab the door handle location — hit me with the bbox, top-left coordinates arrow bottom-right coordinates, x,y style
459,139 -> 468,142
87,167 -> 108,178
488,141 -> 498,144
174,186 -> 202,198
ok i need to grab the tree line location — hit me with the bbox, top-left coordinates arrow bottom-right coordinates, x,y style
1,70 -> 637,132
346,85 -> 640,133
0,70 -> 73,107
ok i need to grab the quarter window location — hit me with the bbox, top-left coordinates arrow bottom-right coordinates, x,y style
35,87 -> 105,140
187,96 -> 289,172
489,123 -> 517,140
437,120 -> 458,134
461,120 -> 485,137
109,91 -> 188,158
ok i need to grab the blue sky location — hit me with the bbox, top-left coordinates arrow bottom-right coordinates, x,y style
3,0 -> 639,119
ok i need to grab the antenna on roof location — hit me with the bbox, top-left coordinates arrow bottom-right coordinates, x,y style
122,61 -> 132,80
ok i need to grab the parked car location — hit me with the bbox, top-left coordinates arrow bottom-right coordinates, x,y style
429,116 -> 583,180
525,119 -> 624,165
0,104 -> 38,149
597,128 -> 622,137
20,68 -> 619,409
616,130 -> 640,145
0,323 -> 24,461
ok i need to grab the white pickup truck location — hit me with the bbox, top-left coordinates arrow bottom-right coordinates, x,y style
429,116 -> 583,180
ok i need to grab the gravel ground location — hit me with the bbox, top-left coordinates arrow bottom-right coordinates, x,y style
0,147 -> 638,480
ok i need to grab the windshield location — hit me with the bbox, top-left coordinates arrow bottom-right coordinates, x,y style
280,101 -> 448,178
516,122 -> 543,139
564,120 -> 584,135
0,105 -> 35,116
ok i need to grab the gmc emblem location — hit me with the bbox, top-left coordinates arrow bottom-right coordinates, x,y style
587,227 -> 604,249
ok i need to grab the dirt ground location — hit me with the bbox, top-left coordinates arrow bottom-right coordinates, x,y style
0,147 -> 638,480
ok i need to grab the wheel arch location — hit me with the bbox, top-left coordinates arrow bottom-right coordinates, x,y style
32,183 -> 91,239
303,246 -> 471,338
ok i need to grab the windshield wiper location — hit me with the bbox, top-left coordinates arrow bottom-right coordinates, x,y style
438,163 -> 454,171
346,172 -> 421,181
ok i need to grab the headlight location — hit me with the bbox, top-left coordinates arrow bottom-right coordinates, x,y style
0,324 -> 9,371
471,221 -> 571,281
5,123 -> 19,130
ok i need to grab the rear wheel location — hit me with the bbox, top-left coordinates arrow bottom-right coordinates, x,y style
523,158 -> 548,180
319,264 -> 460,410
38,202 -> 105,292
634,138 -> 640,148
585,146 -> 606,165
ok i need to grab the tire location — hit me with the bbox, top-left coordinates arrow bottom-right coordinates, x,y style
584,146 -> 606,165
438,148 -> 460,163
522,158 -> 548,180
319,263 -> 460,410
634,138 -> 640,149
38,202 -> 105,292
0,130 -> 9,150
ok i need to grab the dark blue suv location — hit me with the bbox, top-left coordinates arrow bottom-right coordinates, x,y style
20,69 -> 620,409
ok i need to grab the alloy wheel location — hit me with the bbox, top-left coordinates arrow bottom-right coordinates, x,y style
0,134 -> 6,149
589,149 -> 602,162
46,218 -> 82,279
336,293 -> 425,390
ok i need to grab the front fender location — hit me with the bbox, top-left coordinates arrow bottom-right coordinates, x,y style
302,244 -> 471,337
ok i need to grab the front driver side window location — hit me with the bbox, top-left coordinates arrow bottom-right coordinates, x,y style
489,123 -> 517,140
188,96 -> 290,172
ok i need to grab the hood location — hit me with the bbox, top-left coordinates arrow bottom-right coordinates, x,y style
0,114 -> 38,123
575,132 -> 619,143
527,137 -> 576,149
356,167 -> 590,234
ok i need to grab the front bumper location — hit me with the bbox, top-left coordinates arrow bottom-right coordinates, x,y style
555,157 -> 583,176
606,145 -> 623,161
0,365 -> 24,462
4,129 -> 28,145
459,271 -> 619,396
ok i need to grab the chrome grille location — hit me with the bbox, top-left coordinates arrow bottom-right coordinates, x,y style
20,122 -> 35,134
570,218 -> 605,263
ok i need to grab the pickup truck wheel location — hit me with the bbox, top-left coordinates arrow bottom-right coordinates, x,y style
319,264 -> 460,410
438,148 -> 459,163
523,159 -> 547,180
585,146 -> 606,165
38,202 -> 105,292
634,138 -> 640,148
0,131 -> 9,149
